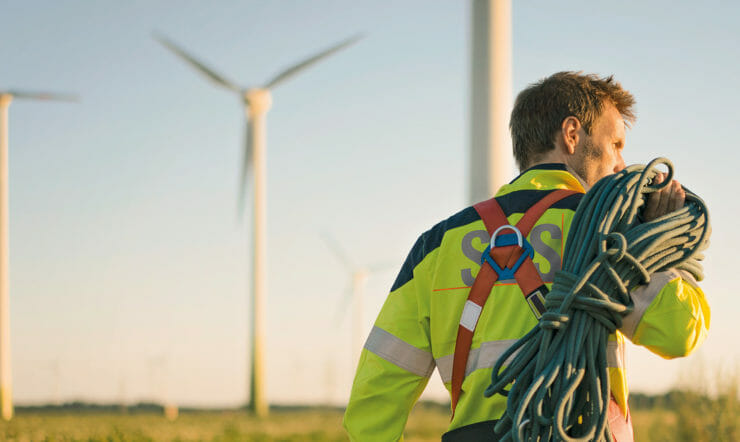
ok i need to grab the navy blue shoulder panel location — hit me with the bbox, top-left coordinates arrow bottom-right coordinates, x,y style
389,190 -> 583,292
554,192 -> 583,211
390,207 -> 480,292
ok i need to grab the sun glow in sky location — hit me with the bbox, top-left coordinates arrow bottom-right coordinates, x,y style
2,1 -> 739,407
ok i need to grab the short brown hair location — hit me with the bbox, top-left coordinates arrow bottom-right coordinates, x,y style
510,71 -> 636,170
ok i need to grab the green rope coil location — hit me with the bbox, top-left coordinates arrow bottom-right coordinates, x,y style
483,158 -> 710,441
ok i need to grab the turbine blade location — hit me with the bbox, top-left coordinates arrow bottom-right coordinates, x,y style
320,232 -> 355,271
154,33 -> 241,92
237,114 -> 254,219
367,261 -> 394,274
6,91 -> 78,102
264,34 -> 364,90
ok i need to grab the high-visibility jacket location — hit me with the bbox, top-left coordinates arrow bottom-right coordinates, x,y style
343,163 -> 711,441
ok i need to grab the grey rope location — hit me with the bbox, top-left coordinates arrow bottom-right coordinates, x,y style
483,158 -> 710,441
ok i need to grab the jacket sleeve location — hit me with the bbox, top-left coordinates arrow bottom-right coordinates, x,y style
343,235 -> 437,442
620,269 -> 710,358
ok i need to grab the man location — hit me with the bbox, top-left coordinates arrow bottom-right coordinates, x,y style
343,72 -> 710,441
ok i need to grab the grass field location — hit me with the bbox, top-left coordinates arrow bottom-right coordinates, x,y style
1,397 -> 737,441
0,406 -> 448,442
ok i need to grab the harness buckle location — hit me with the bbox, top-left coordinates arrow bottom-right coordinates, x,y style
480,225 -> 534,280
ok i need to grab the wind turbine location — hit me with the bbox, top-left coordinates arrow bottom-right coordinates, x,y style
155,33 -> 362,417
0,90 -> 76,421
148,353 -> 178,420
321,233 -> 388,367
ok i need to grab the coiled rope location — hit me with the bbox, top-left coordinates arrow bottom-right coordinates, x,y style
483,158 -> 710,441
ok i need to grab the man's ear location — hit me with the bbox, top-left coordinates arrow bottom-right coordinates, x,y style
560,116 -> 582,155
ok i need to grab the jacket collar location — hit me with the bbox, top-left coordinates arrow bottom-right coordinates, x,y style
496,163 -> 586,197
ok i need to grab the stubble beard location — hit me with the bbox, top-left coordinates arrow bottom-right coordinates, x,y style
571,137 -> 603,187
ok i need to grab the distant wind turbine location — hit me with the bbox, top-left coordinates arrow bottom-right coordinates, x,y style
0,90 -> 76,421
321,233 -> 389,366
148,354 -> 178,420
155,33 -> 362,418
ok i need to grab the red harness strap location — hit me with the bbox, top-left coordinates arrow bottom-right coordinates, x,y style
449,189 -> 578,416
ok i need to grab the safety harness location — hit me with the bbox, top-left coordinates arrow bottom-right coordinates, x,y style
450,189 -> 577,415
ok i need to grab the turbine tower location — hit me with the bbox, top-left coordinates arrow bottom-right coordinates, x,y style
0,90 -> 76,421
469,0 -> 512,204
155,34 -> 361,417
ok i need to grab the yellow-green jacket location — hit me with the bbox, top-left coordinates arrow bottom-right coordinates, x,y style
343,164 -> 710,441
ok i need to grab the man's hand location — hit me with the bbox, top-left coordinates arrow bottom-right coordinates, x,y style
643,172 -> 686,222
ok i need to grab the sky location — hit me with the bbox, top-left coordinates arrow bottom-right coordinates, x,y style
1,0 -> 739,408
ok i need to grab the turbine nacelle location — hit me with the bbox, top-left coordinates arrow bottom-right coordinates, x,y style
352,270 -> 369,287
243,89 -> 272,117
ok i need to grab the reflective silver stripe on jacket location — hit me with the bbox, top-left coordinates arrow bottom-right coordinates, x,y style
621,269 -> 681,339
435,339 -> 519,383
364,326 -> 435,377
435,339 -> 624,383
609,340 -> 625,372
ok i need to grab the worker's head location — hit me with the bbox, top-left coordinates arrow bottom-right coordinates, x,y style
510,72 -> 636,186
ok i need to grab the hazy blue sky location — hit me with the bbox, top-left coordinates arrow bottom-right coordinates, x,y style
2,1 -> 739,407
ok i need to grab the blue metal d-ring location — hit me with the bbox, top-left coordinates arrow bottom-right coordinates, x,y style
481,225 -> 534,280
